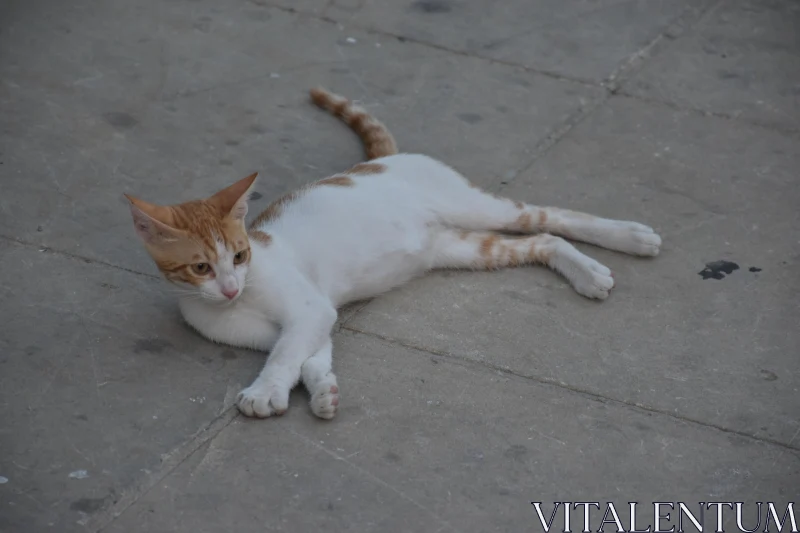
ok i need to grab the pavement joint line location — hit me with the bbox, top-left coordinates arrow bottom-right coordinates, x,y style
156,0 -> 762,201
0,234 -> 161,281
338,299 -> 376,331
86,407 -> 241,533
167,0 -> 759,151
493,0 -> 725,192
164,0 -> 735,198
602,0 -> 725,91
285,426 -> 457,532
260,3 -> 602,89
493,93 -> 606,194
615,89 -> 800,137
340,325 -> 800,454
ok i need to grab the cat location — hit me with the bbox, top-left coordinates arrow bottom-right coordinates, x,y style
125,87 -> 661,420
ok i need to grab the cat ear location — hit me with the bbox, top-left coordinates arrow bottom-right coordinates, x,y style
209,172 -> 258,221
124,194 -> 180,245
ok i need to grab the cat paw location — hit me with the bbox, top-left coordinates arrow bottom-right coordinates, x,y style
571,257 -> 615,300
611,221 -> 662,257
309,376 -> 339,420
236,381 -> 290,418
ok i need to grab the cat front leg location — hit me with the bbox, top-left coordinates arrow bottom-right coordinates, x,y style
236,301 -> 337,418
301,339 -> 339,420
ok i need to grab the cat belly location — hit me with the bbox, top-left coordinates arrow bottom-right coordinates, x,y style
332,252 -> 428,305
317,220 -> 433,306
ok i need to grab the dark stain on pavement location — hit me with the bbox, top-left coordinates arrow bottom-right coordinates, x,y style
103,112 -> 138,129
698,260 -> 739,280
457,112 -> 483,124
70,496 -> 109,514
412,0 -> 452,13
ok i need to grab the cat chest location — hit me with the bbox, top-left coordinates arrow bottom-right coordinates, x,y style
179,299 -> 279,352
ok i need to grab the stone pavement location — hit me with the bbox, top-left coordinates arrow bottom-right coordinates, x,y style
1,0 -> 798,531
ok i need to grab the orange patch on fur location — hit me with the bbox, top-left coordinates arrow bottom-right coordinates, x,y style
346,163 -> 386,175
127,173 -> 259,286
156,260 -> 189,274
479,235 -> 497,257
309,87 -> 398,160
249,191 -> 299,229
538,211 -> 548,226
249,174 -> 357,228
134,199 -> 250,279
154,254 -> 216,286
249,230 -> 272,246
527,236 -> 556,264
513,212 -> 532,232
318,175 -> 355,186
480,234 -> 499,269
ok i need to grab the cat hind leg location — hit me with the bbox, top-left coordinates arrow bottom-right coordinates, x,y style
432,179 -> 661,256
428,228 -> 615,300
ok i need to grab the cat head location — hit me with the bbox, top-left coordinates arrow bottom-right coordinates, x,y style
125,173 -> 258,303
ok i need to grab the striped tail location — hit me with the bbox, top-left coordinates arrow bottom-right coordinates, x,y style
309,87 -> 398,160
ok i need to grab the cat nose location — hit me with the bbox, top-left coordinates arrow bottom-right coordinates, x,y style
222,287 -> 239,300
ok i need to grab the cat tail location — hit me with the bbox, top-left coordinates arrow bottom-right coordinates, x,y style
309,87 -> 398,160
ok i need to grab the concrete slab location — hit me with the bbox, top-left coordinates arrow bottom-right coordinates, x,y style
622,0 -> 800,131
266,0 -> 696,83
0,0 -> 600,277
345,95 -> 800,446
2,0 -> 799,531
0,240 -> 268,532
102,332 -> 798,533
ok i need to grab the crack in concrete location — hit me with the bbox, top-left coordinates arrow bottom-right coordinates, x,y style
259,0 -> 731,193
85,408 -> 240,533
616,89 -> 800,137
493,0 -> 727,192
339,325 -> 800,454
0,234 -> 160,281
286,427 -> 457,532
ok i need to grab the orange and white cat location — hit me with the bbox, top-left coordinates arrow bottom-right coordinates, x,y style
125,87 -> 661,420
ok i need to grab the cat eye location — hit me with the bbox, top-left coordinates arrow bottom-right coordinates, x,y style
191,263 -> 211,275
233,249 -> 249,265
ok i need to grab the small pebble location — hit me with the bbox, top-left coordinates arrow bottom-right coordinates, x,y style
0,476 -> 8,484
68,470 -> 89,479
345,37 -> 357,44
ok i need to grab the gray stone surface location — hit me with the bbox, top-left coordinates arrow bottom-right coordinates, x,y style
0,241 -> 262,533
347,95 -> 800,446
267,0 -> 696,82
1,0 -> 799,531
623,0 -> 800,130
104,334 -> 798,533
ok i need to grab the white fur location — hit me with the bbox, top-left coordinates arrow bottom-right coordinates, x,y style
178,154 -> 661,419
